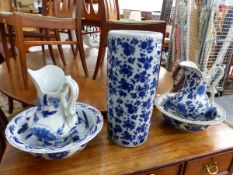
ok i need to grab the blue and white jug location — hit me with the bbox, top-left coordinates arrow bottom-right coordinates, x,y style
28,65 -> 79,142
163,61 -> 224,121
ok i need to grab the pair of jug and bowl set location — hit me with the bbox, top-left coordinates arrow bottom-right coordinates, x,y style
5,30 -> 226,160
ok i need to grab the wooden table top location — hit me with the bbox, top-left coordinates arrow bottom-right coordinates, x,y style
0,47 -> 173,112
0,109 -> 233,175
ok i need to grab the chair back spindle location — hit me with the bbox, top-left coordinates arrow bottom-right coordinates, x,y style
104,0 -> 119,20
54,0 -> 75,18
82,0 -> 105,21
42,0 -> 75,18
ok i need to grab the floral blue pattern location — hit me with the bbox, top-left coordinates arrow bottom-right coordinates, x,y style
154,93 -> 226,132
163,64 -> 217,121
5,103 -> 103,159
31,95 -> 66,142
107,30 -> 163,147
48,151 -> 69,159
162,114 -> 209,132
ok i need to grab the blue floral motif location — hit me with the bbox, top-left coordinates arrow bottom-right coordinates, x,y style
37,99 -> 42,111
107,31 -> 162,147
122,42 -> 135,56
42,110 -> 57,118
119,78 -> 134,93
48,151 -> 69,159
163,114 -> 209,132
48,97 -> 60,108
119,64 -> 133,78
9,125 -> 15,134
33,113 -> 39,122
125,103 -> 137,114
13,136 -> 23,144
114,124 -> 123,133
197,85 -> 206,95
31,127 -> 57,141
17,123 -> 28,134
163,66 -> 218,121
25,133 -> 33,140
56,124 -> 65,136
122,120 -> 136,130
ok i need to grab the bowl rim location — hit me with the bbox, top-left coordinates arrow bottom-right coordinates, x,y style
154,93 -> 226,125
5,103 -> 104,154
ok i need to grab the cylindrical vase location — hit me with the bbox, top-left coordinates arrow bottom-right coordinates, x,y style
107,30 -> 163,147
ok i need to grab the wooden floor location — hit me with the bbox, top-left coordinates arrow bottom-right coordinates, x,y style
0,45 -> 173,112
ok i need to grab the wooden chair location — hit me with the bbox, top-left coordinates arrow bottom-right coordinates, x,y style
14,0 -> 88,88
2,0 -> 66,65
80,0 -> 166,79
42,0 -> 76,55
0,12 -> 15,72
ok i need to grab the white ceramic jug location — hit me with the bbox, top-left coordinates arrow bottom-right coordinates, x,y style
28,65 -> 79,142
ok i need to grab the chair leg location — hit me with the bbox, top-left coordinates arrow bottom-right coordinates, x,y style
75,30 -> 88,77
0,107 -> 8,129
21,102 -> 30,109
43,29 -> 57,65
54,29 -> 66,66
8,97 -> 14,114
93,32 -> 107,80
7,25 -> 17,59
100,53 -> 105,67
0,52 -> 4,64
14,15 -> 29,88
39,28 -> 45,52
68,29 -> 75,55
0,24 -> 11,72
48,45 -> 57,65
0,107 -> 8,161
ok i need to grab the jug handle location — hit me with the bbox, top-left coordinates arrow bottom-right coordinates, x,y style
64,76 -> 79,124
207,65 -> 224,104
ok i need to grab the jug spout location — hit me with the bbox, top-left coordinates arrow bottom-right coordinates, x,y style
28,65 -> 66,95
28,68 -> 43,95
180,61 -> 203,78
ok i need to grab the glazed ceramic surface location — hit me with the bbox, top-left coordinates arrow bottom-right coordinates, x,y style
28,65 -> 79,142
5,103 -> 103,159
107,30 -> 163,147
163,61 -> 223,121
155,94 -> 226,132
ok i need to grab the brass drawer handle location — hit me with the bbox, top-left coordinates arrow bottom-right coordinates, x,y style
204,161 -> 219,175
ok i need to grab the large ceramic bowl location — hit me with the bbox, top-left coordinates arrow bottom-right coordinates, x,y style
5,103 -> 103,159
155,94 -> 226,132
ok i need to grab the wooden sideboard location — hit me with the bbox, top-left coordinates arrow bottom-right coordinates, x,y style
0,109 -> 233,175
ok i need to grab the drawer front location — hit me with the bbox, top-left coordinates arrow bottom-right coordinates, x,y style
138,164 -> 181,175
184,151 -> 233,175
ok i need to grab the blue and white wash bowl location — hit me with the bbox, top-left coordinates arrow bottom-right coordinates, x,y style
155,94 -> 226,132
5,103 -> 103,160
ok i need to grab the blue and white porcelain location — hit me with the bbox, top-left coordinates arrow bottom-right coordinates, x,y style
162,61 -> 224,121
28,65 -> 79,143
155,94 -> 226,132
107,30 -> 163,147
5,103 -> 103,159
